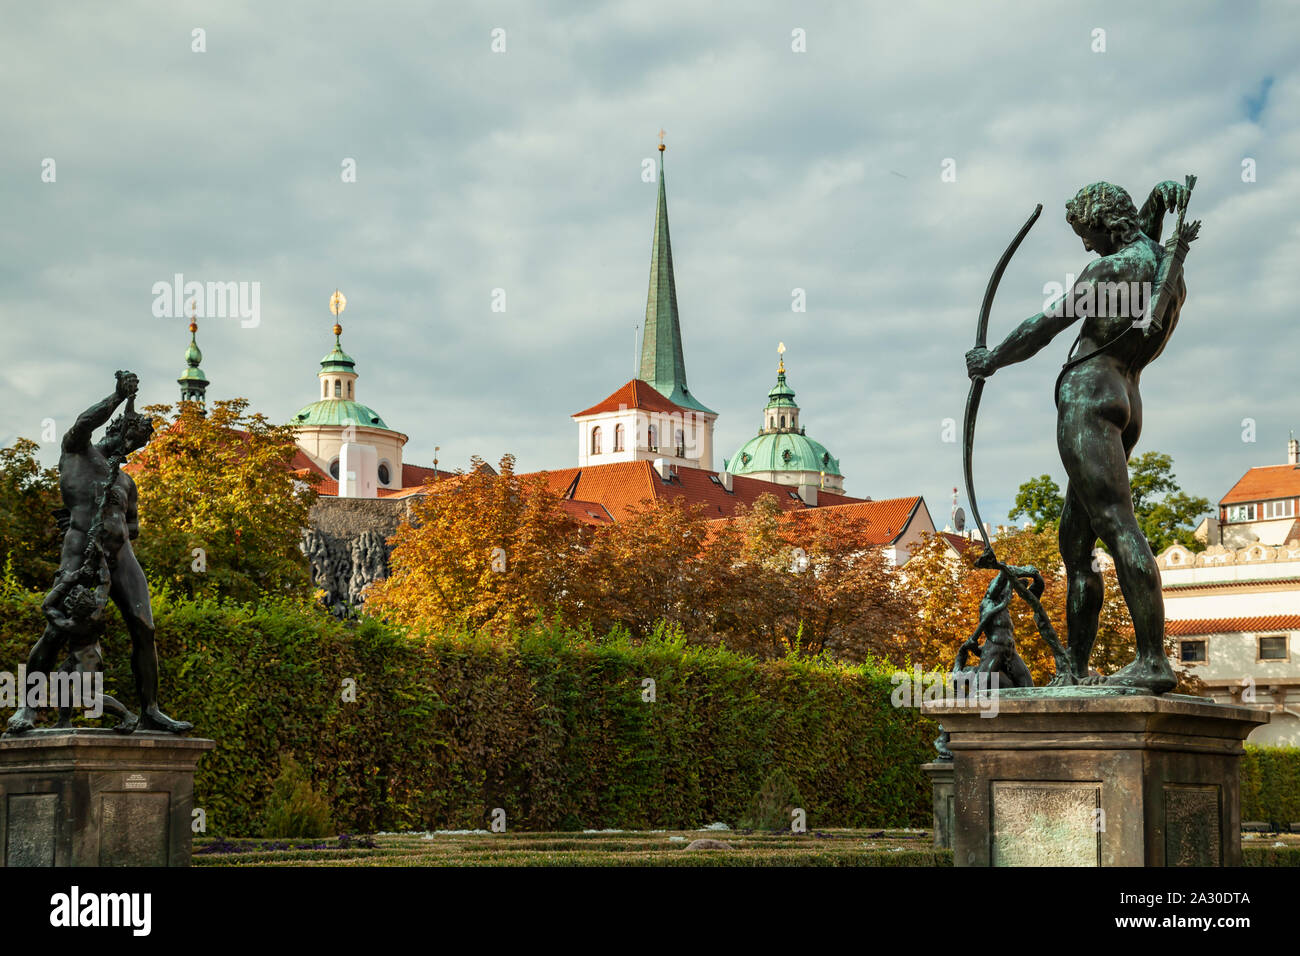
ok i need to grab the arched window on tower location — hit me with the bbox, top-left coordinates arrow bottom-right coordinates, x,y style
334,380 -> 341,397
779,415 -> 785,428
614,423 -> 625,452
675,428 -> 685,456
591,426 -> 602,455
347,380 -> 353,398
322,381 -> 328,399
648,424 -> 658,451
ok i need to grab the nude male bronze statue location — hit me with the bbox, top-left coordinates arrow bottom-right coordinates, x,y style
964,179 -> 1200,694
7,371 -> 192,734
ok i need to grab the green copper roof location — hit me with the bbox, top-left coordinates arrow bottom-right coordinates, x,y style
639,151 -> 715,415
766,370 -> 798,409
320,335 -> 356,373
727,431 -> 842,477
178,326 -> 208,401
292,399 -> 391,430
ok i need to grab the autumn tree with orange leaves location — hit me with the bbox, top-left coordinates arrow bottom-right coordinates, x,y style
364,456 -> 581,633
903,529 -> 1200,692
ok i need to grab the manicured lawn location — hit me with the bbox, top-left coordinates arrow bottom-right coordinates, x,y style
194,829 -> 1300,867
194,828 -> 951,866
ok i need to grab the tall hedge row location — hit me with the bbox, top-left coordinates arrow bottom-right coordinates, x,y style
0,588 -> 937,833
1241,746 -> 1300,823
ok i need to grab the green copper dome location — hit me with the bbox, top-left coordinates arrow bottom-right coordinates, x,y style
178,323 -> 209,405
765,370 -> 797,409
320,338 -> 356,373
293,399 -> 391,430
727,431 -> 841,477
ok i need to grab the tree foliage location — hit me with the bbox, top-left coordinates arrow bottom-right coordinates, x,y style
1008,452 -> 1209,552
1008,474 -> 1064,531
904,528 -> 1201,692
0,438 -> 61,590
369,465 -> 911,664
364,455 -> 580,632
130,400 -> 317,603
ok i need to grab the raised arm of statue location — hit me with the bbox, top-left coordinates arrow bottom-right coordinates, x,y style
62,371 -> 137,453
1137,181 -> 1190,244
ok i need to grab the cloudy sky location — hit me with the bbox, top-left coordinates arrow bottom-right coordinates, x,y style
3,1 -> 1297,529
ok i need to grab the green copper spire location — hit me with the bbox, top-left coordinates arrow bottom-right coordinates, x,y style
639,144 -> 714,415
178,313 -> 209,408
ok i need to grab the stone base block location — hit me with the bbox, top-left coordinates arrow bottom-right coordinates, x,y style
921,693 -> 1268,867
0,729 -> 215,867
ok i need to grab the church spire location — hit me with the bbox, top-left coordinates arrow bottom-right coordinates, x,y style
639,137 -> 714,414
178,299 -> 209,410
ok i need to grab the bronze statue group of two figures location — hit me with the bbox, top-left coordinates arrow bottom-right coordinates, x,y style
5,371 -> 190,736
956,175 -> 1201,696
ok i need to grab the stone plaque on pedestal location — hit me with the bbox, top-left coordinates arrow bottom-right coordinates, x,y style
0,729 -> 215,867
922,691 -> 1267,867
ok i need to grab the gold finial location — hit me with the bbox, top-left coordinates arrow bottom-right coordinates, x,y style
657,128 -> 666,152
777,341 -> 786,374
329,289 -> 346,338
189,299 -> 198,335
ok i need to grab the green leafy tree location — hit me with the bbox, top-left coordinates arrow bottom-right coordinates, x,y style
130,399 -> 318,603
1009,453 -> 1208,553
0,438 -> 62,590
1008,474 -> 1064,531
1128,452 -> 1210,552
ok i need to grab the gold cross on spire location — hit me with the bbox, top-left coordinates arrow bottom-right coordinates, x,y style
777,341 -> 786,373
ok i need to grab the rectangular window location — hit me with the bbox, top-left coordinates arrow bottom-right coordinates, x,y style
1262,499 -> 1295,520
1179,640 -> 1207,663
1258,635 -> 1289,661
1225,504 -> 1256,522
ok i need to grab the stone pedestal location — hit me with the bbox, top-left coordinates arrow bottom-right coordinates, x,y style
0,730 -> 215,867
921,692 -> 1268,867
921,761 -> 954,849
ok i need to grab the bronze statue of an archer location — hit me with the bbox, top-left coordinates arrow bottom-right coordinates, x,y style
963,179 -> 1200,695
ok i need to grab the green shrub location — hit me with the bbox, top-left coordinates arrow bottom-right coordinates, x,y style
260,754 -> 333,838
1241,746 -> 1300,823
740,767 -> 804,830
0,589 -> 938,832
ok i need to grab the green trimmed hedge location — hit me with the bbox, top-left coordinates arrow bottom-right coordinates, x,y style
0,588 -> 938,834
1241,746 -> 1300,824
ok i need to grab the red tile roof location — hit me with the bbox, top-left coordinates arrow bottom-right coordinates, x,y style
1166,614 -> 1300,636
1220,464 -> 1300,505
940,531 -> 982,555
529,460 -> 866,522
561,499 -> 615,525
771,496 -> 924,546
572,379 -> 698,418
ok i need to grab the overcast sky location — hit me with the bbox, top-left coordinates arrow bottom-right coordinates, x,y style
3,1 -> 1297,529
